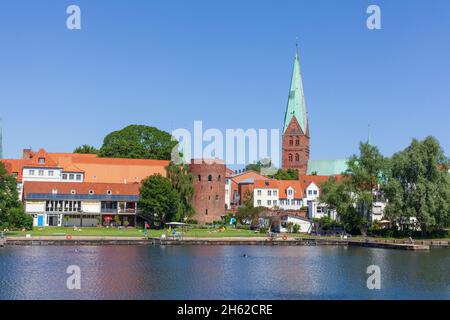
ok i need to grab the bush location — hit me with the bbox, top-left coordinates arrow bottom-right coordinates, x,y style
293,224 -> 300,233
259,227 -> 268,234
186,219 -> 198,225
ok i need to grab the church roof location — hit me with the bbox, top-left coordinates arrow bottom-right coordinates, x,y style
307,159 -> 349,176
283,47 -> 308,134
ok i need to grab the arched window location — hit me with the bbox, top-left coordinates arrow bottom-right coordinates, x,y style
218,175 -> 221,181
208,175 -> 212,182
288,154 -> 293,162
289,137 -> 293,146
295,153 -> 300,161
198,175 -> 201,182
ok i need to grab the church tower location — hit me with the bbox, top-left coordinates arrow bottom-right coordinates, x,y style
281,46 -> 310,174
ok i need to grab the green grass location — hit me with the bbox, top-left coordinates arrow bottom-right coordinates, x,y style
5,226 -> 269,238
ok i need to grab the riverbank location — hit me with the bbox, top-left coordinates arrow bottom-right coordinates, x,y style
4,235 -> 448,250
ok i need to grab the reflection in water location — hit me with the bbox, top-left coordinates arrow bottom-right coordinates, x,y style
0,245 -> 448,300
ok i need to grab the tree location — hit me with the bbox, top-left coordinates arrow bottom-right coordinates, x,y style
384,136 -> 450,234
98,125 -> 178,160
346,142 -> 387,235
0,163 -> 32,230
319,142 -> 387,235
74,145 -> 98,154
166,163 -> 195,220
269,168 -> 299,180
138,174 -> 180,225
319,176 -> 359,233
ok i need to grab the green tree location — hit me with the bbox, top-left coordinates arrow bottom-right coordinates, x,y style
138,174 -> 181,225
0,163 -> 32,230
319,142 -> 387,235
384,136 -> 450,234
166,163 -> 195,220
98,125 -> 178,160
74,145 -> 98,154
269,168 -> 299,180
346,142 -> 387,235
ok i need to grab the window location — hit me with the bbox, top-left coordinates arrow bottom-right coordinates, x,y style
29,170 -> 35,176
295,138 -> 299,146
273,190 -> 277,196
38,170 -> 44,176
218,175 -> 221,181
215,195 -> 219,201
295,153 -> 300,162
205,209 -> 208,215
52,189 -> 58,194
69,174 -> 74,180
70,190 -> 76,195
308,190 -> 312,195
257,190 -> 261,196
76,174 -> 82,181
289,137 -> 293,146
62,174 -> 67,180
313,190 -> 318,195
268,190 -> 272,196
106,190 -> 112,195
267,200 -> 272,206
273,200 -> 277,206
288,154 -> 293,162
208,175 -> 212,182
38,158 -> 45,164
288,189 -> 293,196
89,190 -> 95,195
257,200 -> 262,206
198,175 -> 201,182
48,170 -> 54,176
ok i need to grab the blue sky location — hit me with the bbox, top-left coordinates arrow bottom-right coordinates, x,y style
1,0 -> 449,164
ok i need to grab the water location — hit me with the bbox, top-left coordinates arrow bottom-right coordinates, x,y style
0,245 -> 448,300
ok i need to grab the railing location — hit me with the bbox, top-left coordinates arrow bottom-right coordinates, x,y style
101,208 -> 137,214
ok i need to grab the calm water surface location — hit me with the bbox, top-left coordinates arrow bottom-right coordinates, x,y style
0,245 -> 448,300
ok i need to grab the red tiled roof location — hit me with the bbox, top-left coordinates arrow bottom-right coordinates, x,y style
24,149 -> 59,168
1,159 -> 26,182
277,180 -> 304,198
253,179 -> 279,189
23,181 -> 140,197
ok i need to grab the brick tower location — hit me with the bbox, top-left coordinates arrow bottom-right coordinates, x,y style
282,46 -> 310,175
189,159 -> 226,224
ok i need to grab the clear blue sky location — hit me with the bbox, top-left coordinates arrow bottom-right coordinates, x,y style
1,0 -> 449,164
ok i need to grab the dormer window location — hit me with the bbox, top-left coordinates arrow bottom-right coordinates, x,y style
52,189 -> 58,194
106,190 -> 112,195
38,158 -> 45,164
89,190 -> 95,195
70,190 -> 76,195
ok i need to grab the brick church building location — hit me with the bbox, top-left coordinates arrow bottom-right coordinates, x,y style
282,47 -> 310,175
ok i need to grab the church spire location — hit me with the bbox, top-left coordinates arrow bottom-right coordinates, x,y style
283,44 -> 308,134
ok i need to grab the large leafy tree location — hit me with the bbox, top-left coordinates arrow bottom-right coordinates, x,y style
319,142 -> 387,235
138,174 -> 181,225
384,136 -> 450,234
74,144 -> 98,154
0,163 -> 33,230
98,125 -> 178,160
346,142 -> 388,234
166,163 -> 195,220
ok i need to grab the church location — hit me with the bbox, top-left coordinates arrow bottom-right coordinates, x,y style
281,46 -> 347,176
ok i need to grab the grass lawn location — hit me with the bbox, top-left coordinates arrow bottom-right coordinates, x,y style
5,227 -> 270,238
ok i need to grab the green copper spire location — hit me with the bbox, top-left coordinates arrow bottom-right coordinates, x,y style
283,45 -> 308,134
367,124 -> 372,145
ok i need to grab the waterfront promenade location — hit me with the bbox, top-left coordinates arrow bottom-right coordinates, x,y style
4,235 -> 445,250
